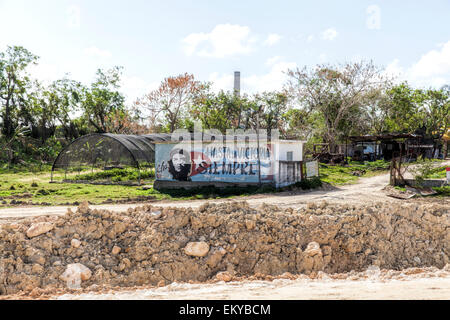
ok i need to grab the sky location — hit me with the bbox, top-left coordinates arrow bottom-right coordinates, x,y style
0,0 -> 449,104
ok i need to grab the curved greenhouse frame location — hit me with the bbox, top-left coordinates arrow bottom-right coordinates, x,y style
51,133 -> 171,184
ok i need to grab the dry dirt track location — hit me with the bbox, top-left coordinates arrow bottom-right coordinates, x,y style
1,163 -> 449,300
55,276 -> 450,300
2,160 -> 449,221
0,171 -> 400,221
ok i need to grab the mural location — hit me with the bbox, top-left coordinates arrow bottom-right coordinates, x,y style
155,142 -> 275,183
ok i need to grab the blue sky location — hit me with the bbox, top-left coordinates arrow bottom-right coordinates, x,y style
1,0 -> 449,103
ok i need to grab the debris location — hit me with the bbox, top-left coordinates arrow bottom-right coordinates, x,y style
184,242 -> 210,257
26,222 -> 54,238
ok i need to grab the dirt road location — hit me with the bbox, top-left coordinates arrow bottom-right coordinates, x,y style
3,160 -> 449,221
1,162 -> 448,300
0,171 -> 398,221
55,276 -> 450,300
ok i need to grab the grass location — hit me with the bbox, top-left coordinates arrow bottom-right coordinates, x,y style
0,158 -> 445,207
0,166 -> 165,206
423,166 -> 447,179
395,185 -> 450,197
0,164 -> 323,207
70,167 -> 155,183
319,159 -> 390,186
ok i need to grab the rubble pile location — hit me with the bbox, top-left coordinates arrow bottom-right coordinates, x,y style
0,200 -> 448,295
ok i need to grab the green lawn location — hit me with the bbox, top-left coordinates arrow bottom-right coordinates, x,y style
319,159 -> 390,185
0,166 -> 321,207
0,166 -> 167,206
0,159 -> 446,207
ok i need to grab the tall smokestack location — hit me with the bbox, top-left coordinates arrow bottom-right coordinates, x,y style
234,71 -> 240,96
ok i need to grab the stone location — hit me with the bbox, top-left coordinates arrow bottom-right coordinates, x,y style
32,264 -> 44,274
111,246 -> 121,255
304,242 -> 322,257
60,263 -> 92,288
215,271 -> 232,282
71,239 -> 81,248
184,241 -> 210,257
26,222 -> 54,238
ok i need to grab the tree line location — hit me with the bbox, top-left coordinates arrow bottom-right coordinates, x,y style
1,45 -> 449,164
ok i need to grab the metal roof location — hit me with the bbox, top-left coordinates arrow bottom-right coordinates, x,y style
52,133 -> 173,170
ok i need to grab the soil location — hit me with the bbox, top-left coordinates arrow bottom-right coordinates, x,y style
0,163 -> 448,300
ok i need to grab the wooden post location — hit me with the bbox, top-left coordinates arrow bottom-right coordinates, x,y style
256,113 -> 261,187
300,161 -> 304,180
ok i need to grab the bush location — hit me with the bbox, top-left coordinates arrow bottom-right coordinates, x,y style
72,167 -> 155,182
293,176 -> 322,190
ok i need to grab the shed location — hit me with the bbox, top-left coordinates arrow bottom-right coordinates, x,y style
153,138 -> 306,189
51,133 -> 171,183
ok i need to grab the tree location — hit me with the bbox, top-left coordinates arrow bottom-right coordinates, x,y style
382,83 -> 423,133
135,73 -> 201,132
47,78 -> 84,140
0,46 -> 38,139
81,66 -> 125,133
253,91 -> 288,137
286,61 -> 388,151
190,86 -> 253,133
418,87 -> 449,140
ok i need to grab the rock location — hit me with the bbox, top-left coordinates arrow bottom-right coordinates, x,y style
157,280 -> 165,287
304,242 -> 322,257
184,241 -> 210,257
26,222 -> 54,238
32,264 -> 44,274
60,263 -> 92,288
111,246 -> 121,255
215,271 -> 232,282
71,239 -> 81,248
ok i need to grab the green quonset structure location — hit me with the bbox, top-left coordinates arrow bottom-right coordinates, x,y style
51,133 -> 171,184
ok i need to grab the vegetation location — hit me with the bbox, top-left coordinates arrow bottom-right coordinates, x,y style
0,45 -> 448,206
319,159 -> 390,185
70,167 -> 155,183
1,45 -> 448,166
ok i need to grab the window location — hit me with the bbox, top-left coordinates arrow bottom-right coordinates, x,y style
287,151 -> 293,161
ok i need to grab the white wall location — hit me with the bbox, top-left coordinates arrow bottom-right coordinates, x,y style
274,140 -> 304,161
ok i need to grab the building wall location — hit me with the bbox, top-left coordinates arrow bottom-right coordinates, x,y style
275,140 -> 303,161
154,140 -> 304,187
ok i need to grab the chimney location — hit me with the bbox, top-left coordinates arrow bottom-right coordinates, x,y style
234,71 -> 240,96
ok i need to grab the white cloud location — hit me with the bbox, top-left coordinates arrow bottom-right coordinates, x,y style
384,41 -> 450,87
182,24 -> 257,58
263,33 -> 282,46
120,75 -> 159,103
266,56 -> 283,67
384,59 -> 403,79
208,72 -> 234,92
67,5 -> 81,30
84,46 -> 112,59
366,5 -> 381,30
321,28 -> 338,41
307,35 -> 314,43
409,41 -> 450,80
243,60 -> 297,93
208,60 -> 297,94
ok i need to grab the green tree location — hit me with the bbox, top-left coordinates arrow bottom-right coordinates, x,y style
81,66 -> 125,133
252,91 -> 288,137
418,87 -> 449,140
190,87 -> 251,133
286,61 -> 387,151
382,83 -> 423,133
0,46 -> 38,139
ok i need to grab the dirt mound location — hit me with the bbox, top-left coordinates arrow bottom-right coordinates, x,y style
0,200 -> 448,295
